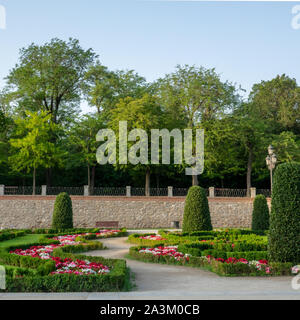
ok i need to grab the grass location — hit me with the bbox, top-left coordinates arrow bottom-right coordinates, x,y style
0,234 -> 45,248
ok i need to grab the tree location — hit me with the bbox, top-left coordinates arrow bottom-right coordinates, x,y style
67,114 -> 103,192
249,74 -> 300,134
5,38 -> 96,124
158,65 -> 240,186
268,162 -> 300,263
182,186 -> 212,232
52,192 -> 73,229
9,111 -> 64,194
231,103 -> 269,196
109,94 -> 164,196
84,63 -> 147,115
251,195 -> 269,231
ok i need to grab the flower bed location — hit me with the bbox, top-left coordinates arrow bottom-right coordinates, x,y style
10,233 -> 111,275
129,244 -> 299,277
138,246 -> 190,261
0,231 -> 129,292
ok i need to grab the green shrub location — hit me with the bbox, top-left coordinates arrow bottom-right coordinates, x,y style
251,195 -> 269,231
182,186 -> 212,232
268,162 -> 300,263
51,193 -> 73,229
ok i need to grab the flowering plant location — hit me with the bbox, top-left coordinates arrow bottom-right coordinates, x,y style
139,235 -> 166,241
138,246 -> 190,261
10,232 -> 111,275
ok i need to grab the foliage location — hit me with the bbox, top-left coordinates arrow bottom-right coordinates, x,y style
251,195 -> 270,231
51,193 -> 74,229
268,162 -> 300,263
182,186 -> 212,232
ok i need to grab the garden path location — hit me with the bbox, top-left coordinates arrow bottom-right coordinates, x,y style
1,235 -> 299,300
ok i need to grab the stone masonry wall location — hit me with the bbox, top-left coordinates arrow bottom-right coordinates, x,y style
0,196 -> 269,230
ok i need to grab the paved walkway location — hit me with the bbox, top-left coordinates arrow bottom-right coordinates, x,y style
1,236 -> 300,300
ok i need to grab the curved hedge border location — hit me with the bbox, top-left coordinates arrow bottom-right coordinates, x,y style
0,232 -> 129,292
129,246 -> 293,277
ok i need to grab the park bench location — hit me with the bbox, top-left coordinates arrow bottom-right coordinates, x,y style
96,221 -> 119,229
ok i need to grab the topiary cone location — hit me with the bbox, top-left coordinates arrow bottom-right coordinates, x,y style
251,194 -> 269,231
52,192 -> 74,229
182,186 -> 212,232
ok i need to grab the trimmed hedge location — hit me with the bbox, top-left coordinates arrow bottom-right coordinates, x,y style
0,232 -> 130,292
182,186 -> 212,232
3,256 -> 128,292
52,193 -> 74,229
268,162 -> 300,263
0,230 -> 30,242
129,246 -> 292,277
251,195 -> 269,231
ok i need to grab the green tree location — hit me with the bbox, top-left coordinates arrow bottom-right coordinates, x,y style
251,195 -> 270,231
84,63 -> 147,115
158,64 -> 240,186
268,162 -> 300,263
109,94 -> 164,196
182,186 -> 212,232
67,114 -> 103,192
249,74 -> 300,134
9,111 -> 64,194
52,192 -> 73,229
5,38 -> 96,124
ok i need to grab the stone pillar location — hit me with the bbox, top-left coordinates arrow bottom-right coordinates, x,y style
209,187 -> 215,198
0,185 -> 4,196
41,185 -> 47,196
126,186 -> 131,197
250,187 -> 256,198
84,185 -> 90,196
168,186 -> 173,197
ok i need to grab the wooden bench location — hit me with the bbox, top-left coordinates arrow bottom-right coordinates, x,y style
96,221 -> 119,229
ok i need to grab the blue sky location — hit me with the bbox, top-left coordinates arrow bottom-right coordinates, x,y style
0,0 -> 300,113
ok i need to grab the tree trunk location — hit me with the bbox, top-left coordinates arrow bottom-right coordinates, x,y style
145,168 -> 151,197
46,168 -> 52,187
32,166 -> 36,196
246,147 -> 253,197
90,165 -> 96,195
87,164 -> 91,188
192,175 -> 198,186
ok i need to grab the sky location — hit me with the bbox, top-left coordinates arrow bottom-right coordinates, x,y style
0,0 -> 300,113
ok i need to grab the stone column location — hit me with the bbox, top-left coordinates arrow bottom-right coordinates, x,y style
209,187 -> 215,198
126,186 -> 131,197
0,185 -> 4,196
250,187 -> 256,198
84,185 -> 90,196
41,185 -> 47,196
168,186 -> 173,197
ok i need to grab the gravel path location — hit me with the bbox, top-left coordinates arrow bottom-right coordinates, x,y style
1,236 -> 300,300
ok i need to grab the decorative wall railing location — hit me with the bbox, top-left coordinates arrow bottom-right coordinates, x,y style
0,185 -> 270,198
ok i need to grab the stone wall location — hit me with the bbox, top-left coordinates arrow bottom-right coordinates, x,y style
0,196 -> 268,229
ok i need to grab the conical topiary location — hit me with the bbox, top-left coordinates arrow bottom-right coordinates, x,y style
251,195 -> 269,231
182,186 -> 212,232
268,162 -> 300,263
52,192 -> 73,229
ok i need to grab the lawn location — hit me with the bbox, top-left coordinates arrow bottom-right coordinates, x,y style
0,234 -> 45,248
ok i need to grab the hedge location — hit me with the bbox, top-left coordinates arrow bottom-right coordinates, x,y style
52,192 -> 74,229
129,246 -> 293,277
0,233 -> 129,292
251,195 -> 269,231
182,186 -> 212,232
269,162 -> 300,263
